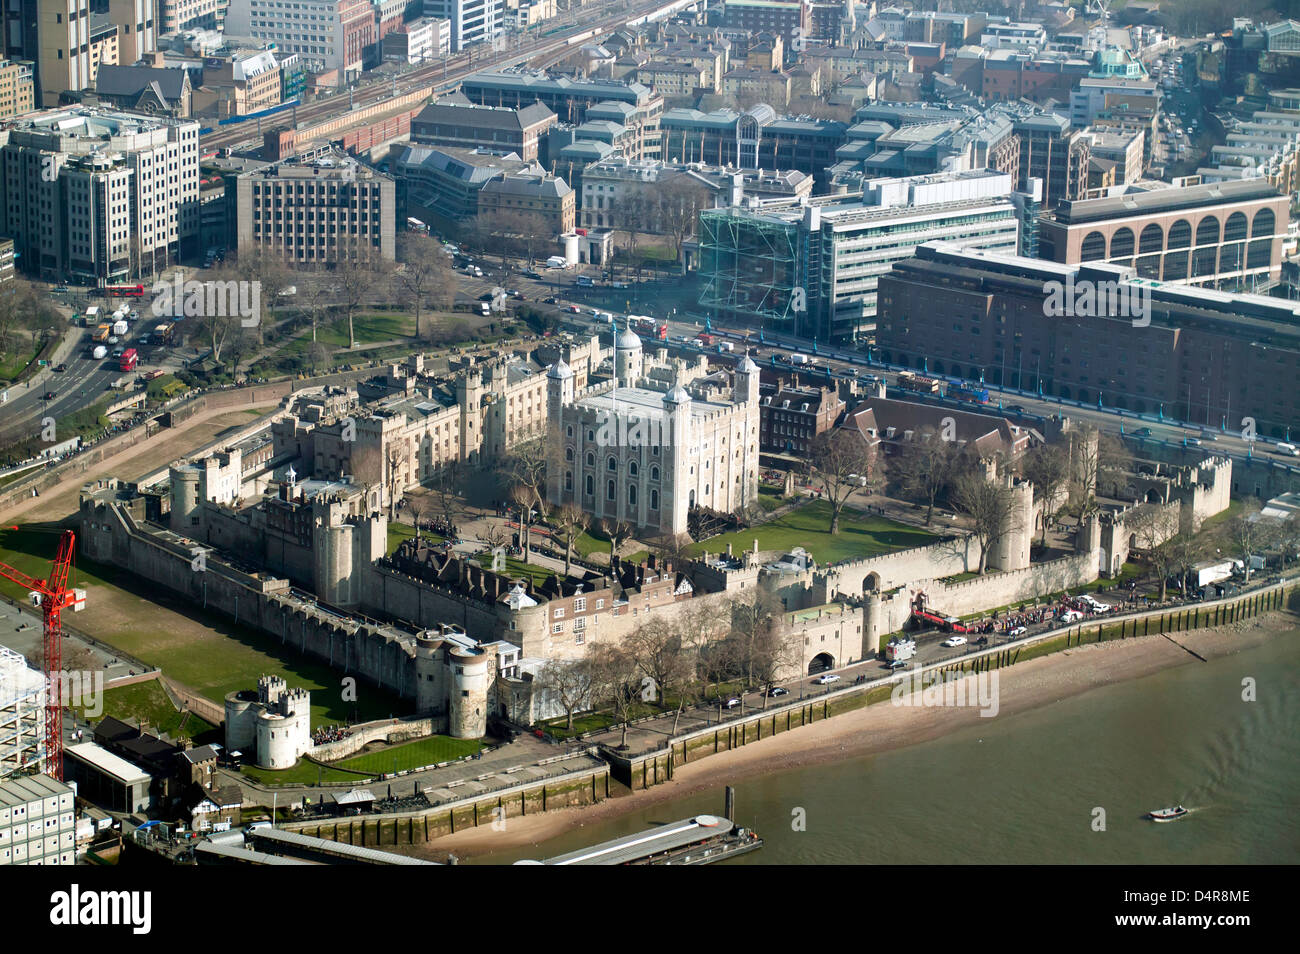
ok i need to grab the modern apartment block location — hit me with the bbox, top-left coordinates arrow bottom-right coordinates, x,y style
382,16 -> 452,63
720,0 -> 808,51
0,106 -> 201,282
108,0 -> 155,66
0,57 -> 34,119
1038,179 -> 1289,291
236,149 -> 397,263
875,242 -> 1300,439
159,0 -> 224,33
0,647 -> 44,780
0,774 -> 75,866
698,170 -> 1020,343
36,0 -> 92,105
423,0 -> 503,52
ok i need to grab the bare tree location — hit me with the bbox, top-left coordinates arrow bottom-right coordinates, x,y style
601,517 -> 633,562
1020,442 -> 1071,546
729,588 -> 789,703
624,615 -> 690,717
480,519 -> 509,552
1127,504 -> 1181,601
536,658 -> 597,731
332,242 -> 386,350
893,427 -> 957,525
657,176 -> 712,261
551,503 -> 590,576
806,424 -> 883,534
950,470 -> 1022,574
394,233 -> 457,341
1223,499 -> 1269,582
501,438 -> 550,564
427,461 -> 466,532
237,247 -> 293,346
405,492 -> 430,544
588,643 -> 641,748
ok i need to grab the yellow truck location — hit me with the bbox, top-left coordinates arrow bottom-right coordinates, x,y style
93,324 -> 112,343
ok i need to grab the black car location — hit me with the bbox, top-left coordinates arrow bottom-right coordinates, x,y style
522,270 -> 543,280
542,296 -> 559,304
1007,404 -> 1026,415
43,391 -> 57,400
53,363 -> 67,373
1133,427 -> 1153,438
765,686 -> 790,698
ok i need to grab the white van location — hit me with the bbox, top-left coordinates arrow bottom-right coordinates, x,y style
1275,442 -> 1299,457
546,256 -> 567,269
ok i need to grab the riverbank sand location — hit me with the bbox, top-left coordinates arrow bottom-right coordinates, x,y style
415,611 -> 1296,861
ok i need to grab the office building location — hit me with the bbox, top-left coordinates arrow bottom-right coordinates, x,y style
1038,179 -> 1289,290
0,106 -> 201,282
236,149 -> 397,262
698,170 -> 1020,343
423,0 -> 503,52
410,100 -> 556,162
875,242 -> 1300,439
0,57 -> 34,119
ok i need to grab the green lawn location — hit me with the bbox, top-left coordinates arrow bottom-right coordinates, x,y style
330,735 -> 483,775
240,761 -> 371,787
312,312 -> 416,348
72,680 -> 220,744
685,500 -> 938,564
470,551 -> 556,587
0,525 -> 406,728
0,343 -> 41,383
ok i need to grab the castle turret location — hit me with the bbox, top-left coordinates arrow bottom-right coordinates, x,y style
448,648 -> 489,739
546,360 -> 575,502
457,367 -> 484,464
615,326 -> 643,386
988,477 -> 1034,572
734,354 -> 760,405
663,385 -> 692,535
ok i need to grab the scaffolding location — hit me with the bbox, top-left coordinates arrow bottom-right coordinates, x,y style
0,646 -> 46,780
697,207 -> 805,328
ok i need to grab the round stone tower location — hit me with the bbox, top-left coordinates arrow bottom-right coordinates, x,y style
313,520 -> 354,607
448,647 -> 490,740
223,689 -> 259,753
615,327 -> 643,385
169,466 -> 201,532
989,477 -> 1035,572
413,634 -> 444,714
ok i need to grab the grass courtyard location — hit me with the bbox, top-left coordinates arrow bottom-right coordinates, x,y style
73,680 -> 220,745
685,500 -> 939,564
330,735 -> 483,775
0,524 -> 406,729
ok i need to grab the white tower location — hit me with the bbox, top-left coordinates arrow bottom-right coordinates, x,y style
734,354 -> 760,405
615,326 -> 643,386
546,360 -> 574,502
663,385 -> 692,534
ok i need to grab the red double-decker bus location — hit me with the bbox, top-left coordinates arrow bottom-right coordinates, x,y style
119,348 -> 138,372
104,283 -> 146,298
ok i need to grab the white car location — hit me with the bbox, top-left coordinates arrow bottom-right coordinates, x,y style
1008,625 -> 1028,638
814,673 -> 840,685
940,635 -> 967,648
1081,595 -> 1112,613
1059,609 -> 1084,624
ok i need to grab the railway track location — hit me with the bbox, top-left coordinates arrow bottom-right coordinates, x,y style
199,0 -> 672,152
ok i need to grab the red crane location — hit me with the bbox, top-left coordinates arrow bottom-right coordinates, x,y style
0,529 -> 76,780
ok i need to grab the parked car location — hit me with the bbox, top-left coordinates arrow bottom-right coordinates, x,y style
723,697 -> 741,709
940,635 -> 967,647
1059,609 -> 1085,624
814,673 -> 841,684
765,686 -> 790,697
887,659 -> 909,671
522,270 -> 543,280
1133,427 -> 1153,437
1008,625 -> 1028,637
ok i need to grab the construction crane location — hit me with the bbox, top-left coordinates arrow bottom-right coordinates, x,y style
0,530 -> 76,781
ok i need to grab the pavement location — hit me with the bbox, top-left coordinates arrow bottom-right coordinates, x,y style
226,731 -> 604,810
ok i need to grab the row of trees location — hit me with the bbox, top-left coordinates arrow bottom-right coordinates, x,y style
536,588 -> 797,745
1129,499 -> 1300,601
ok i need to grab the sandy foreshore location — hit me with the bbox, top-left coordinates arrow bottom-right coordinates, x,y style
414,611 -> 1297,861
